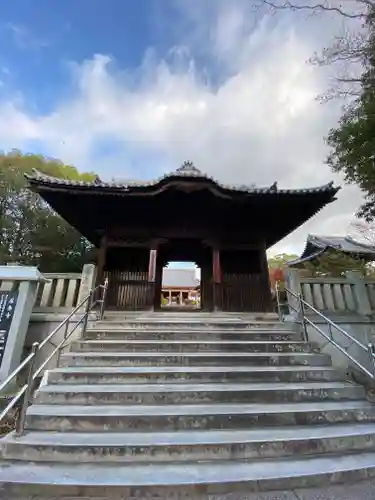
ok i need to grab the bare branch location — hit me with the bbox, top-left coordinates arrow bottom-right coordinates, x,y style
309,32 -> 368,66
261,0 -> 372,18
348,219 -> 375,246
258,0 -> 374,101
335,76 -> 362,82
316,87 -> 361,102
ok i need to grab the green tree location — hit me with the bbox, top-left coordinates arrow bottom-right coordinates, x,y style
268,253 -> 299,269
303,250 -> 369,277
0,150 -> 96,271
326,9 -> 375,219
268,250 -> 370,279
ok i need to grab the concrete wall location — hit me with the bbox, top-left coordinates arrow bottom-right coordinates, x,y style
284,268 -> 375,383
25,312 -> 95,373
286,313 -> 374,377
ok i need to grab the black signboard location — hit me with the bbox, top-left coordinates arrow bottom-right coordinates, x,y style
0,290 -> 18,368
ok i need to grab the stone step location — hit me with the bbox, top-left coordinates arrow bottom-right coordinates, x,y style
25,400 -> 375,432
59,351 -> 331,367
72,340 -> 316,353
103,312 -> 279,319
89,321 -> 292,331
4,423 -> 375,463
47,365 -> 344,385
99,312 -> 279,320
34,382 -> 365,406
2,451 -> 375,495
85,329 -> 301,341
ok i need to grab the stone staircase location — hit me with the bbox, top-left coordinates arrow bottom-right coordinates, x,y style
2,311 -> 375,497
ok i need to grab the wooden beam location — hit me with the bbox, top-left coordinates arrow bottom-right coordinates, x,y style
106,227 -> 265,244
106,240 -> 150,248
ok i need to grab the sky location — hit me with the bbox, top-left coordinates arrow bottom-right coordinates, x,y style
0,0 -> 365,262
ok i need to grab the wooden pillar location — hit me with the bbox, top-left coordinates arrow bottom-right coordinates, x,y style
153,262 -> 163,309
95,235 -> 107,307
200,259 -> 212,311
259,244 -> 272,312
212,246 -> 222,311
148,245 -> 158,310
148,249 -> 157,282
96,235 -> 107,286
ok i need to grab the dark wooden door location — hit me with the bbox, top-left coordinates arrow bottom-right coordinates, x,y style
105,270 -> 154,310
220,249 -> 272,312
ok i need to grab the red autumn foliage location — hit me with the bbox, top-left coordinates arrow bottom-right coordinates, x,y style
269,267 -> 284,284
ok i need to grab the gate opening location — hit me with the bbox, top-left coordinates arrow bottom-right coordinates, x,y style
161,263 -> 201,309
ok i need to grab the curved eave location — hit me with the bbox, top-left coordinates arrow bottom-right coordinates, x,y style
25,170 -> 340,198
298,239 -> 325,261
287,249 -> 326,266
288,239 -> 375,267
25,171 -> 340,248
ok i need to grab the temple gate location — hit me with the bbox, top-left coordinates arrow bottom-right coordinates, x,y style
25,162 -> 339,312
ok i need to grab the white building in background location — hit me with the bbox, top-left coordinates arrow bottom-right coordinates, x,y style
161,268 -> 200,307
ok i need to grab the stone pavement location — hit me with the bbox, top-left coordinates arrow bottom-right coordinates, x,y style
3,479 -> 375,500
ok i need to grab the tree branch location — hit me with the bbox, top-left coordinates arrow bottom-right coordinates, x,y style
262,0 -> 371,18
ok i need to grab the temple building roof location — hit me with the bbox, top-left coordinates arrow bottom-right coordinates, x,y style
25,161 -> 338,196
287,234 -> 375,266
162,268 -> 199,288
25,161 -> 341,249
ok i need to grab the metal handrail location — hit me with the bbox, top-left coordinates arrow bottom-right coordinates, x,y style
275,281 -> 375,380
0,277 -> 108,436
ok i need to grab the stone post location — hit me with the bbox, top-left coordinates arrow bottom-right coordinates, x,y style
96,236 -> 107,286
0,266 -> 47,388
346,270 -> 372,316
75,264 -> 97,339
283,267 -> 301,317
77,264 -> 97,307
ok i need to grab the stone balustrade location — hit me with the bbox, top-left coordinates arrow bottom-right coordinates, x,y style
0,264 -> 98,377
34,273 -> 82,310
285,268 -> 375,317
0,265 -> 97,313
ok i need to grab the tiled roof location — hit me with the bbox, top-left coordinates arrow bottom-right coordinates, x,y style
162,268 -> 199,288
306,234 -> 375,255
25,161 -> 340,196
288,234 -> 375,265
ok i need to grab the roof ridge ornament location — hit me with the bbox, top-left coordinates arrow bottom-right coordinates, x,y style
175,161 -> 203,176
92,175 -> 102,185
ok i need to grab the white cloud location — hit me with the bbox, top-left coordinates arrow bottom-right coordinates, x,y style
0,102 -> 39,144
0,1 -> 364,255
